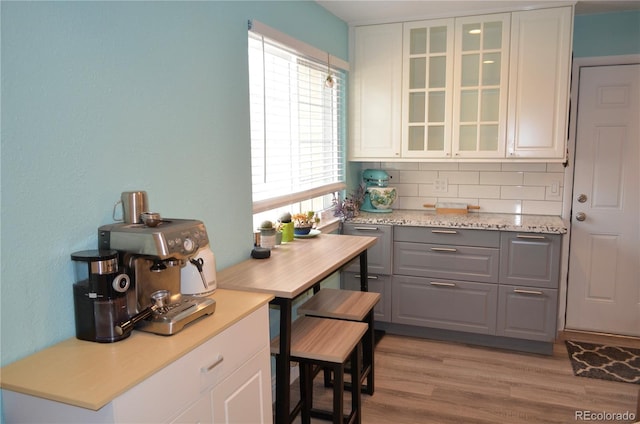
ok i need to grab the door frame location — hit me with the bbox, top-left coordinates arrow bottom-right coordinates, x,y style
558,54 -> 640,332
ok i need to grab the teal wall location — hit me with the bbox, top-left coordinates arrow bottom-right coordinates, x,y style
0,0 -> 346,415
573,10 -> 640,57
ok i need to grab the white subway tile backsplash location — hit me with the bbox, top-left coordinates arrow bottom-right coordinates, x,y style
439,171 -> 480,184
479,199 -> 523,214
399,170 -> 438,183
501,185 -> 546,200
361,162 -> 566,215
459,184 -> 500,199
480,171 -> 524,185
419,162 -> 459,171
501,162 -> 547,172
524,172 -> 564,186
459,163 -> 502,171
522,200 -> 562,215
419,183 -> 458,198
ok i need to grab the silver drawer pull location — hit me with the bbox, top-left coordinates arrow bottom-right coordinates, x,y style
516,234 -> 546,240
354,226 -> 379,231
202,355 -> 224,373
431,230 -> 458,234
430,281 -> 456,287
514,289 -> 544,296
354,274 -> 379,280
431,247 -> 458,252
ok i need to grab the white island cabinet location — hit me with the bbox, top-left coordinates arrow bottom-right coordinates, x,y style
1,290 -> 273,424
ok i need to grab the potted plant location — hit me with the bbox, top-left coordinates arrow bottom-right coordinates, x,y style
292,212 -> 319,235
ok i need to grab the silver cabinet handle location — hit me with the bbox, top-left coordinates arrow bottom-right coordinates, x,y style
354,274 -> 379,280
430,247 -> 457,252
513,289 -> 543,296
516,234 -> 546,240
430,281 -> 456,287
575,212 -> 586,222
431,230 -> 458,234
202,355 -> 224,373
353,226 -> 379,231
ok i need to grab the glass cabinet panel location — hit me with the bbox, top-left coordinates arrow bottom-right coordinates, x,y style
403,19 -> 454,157
453,14 -> 509,157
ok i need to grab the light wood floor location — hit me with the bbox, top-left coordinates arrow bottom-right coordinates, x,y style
292,331 -> 640,424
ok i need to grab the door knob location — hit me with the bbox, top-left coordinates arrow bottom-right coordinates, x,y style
575,212 -> 586,222
577,194 -> 587,203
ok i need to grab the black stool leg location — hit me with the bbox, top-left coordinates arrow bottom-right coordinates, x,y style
299,362 -> 312,424
350,342 -> 362,424
363,310 -> 375,395
332,363 -> 344,424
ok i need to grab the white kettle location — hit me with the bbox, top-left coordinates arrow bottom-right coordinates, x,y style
181,247 -> 217,296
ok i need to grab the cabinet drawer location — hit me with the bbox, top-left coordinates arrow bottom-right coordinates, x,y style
341,271 -> 392,323
394,242 -> 499,283
392,275 -> 497,334
112,306 -> 269,423
497,285 -> 558,342
499,232 -> 561,288
342,223 -> 393,275
394,226 -> 500,247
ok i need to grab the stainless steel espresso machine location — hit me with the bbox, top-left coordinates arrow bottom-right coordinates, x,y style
98,218 -> 217,336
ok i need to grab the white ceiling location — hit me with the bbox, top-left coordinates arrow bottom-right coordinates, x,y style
316,0 -> 640,25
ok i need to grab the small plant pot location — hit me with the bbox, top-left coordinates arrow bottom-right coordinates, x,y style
294,226 -> 313,236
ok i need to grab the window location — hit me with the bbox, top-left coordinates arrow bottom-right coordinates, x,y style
248,21 -> 346,223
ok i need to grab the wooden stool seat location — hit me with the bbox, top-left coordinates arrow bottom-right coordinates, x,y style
298,288 -> 380,395
271,316 -> 367,424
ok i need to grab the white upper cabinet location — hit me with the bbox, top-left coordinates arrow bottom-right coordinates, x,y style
349,6 -> 573,162
452,14 -> 511,158
402,19 -> 454,158
350,23 -> 403,159
507,7 -> 573,159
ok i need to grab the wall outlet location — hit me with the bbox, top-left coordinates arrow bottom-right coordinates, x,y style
433,178 -> 448,193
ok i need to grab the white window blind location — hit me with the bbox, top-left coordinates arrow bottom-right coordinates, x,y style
248,23 -> 346,214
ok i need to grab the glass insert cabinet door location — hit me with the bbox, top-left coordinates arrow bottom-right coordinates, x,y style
402,19 -> 454,157
453,14 -> 510,158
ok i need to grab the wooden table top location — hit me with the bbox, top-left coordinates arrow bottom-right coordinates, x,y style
217,233 -> 378,299
0,289 -> 273,410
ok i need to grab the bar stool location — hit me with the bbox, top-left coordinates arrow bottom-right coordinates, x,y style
298,288 -> 381,395
271,316 -> 367,424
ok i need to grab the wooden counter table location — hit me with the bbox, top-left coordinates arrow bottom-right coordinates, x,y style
217,233 -> 377,424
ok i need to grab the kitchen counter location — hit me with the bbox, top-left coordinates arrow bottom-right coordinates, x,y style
0,289 -> 273,411
347,210 -> 567,234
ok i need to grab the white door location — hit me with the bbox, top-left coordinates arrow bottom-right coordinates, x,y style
566,64 -> 640,336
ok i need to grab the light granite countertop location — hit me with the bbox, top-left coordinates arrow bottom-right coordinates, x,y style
346,210 -> 568,234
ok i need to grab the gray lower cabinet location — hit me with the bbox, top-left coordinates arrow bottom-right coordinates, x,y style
499,232 -> 561,289
392,275 -> 497,334
342,222 -> 563,349
342,271 -> 392,323
497,232 -> 561,341
341,223 -> 393,323
497,285 -> 558,342
342,223 -> 393,275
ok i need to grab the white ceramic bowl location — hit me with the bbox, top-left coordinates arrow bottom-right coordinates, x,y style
368,186 -> 397,210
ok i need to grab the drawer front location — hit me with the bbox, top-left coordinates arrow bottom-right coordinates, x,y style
341,271 -> 392,323
391,275 -> 497,334
113,306 -> 269,423
499,232 -> 561,288
497,285 -> 558,342
342,223 -> 393,275
394,226 -> 500,247
394,242 -> 499,283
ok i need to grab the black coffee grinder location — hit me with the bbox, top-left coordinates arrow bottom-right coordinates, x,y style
71,250 -> 132,342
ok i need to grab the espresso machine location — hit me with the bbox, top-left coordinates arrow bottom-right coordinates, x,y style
71,249 -> 133,342
98,218 -> 217,336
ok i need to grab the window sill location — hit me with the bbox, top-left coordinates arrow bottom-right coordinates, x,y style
317,214 -> 341,234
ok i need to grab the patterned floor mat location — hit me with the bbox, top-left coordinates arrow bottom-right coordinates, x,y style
565,340 -> 640,385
